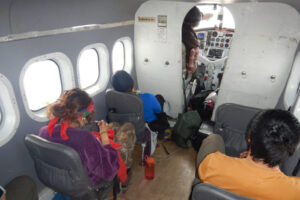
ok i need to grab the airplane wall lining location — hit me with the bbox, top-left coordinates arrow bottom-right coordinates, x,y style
0,0 -> 148,36
213,2 -> 300,118
0,24 -> 136,190
0,20 -> 135,43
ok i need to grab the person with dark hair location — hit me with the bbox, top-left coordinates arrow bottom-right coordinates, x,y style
195,109 -> 300,199
182,7 -> 212,75
111,70 -> 170,139
182,7 -> 201,75
38,88 -> 128,186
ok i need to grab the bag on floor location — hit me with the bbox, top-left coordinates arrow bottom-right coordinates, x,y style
172,111 -> 202,148
189,90 -> 213,121
190,132 -> 208,151
144,124 -> 158,157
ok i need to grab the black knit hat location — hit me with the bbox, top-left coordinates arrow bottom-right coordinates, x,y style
111,70 -> 133,92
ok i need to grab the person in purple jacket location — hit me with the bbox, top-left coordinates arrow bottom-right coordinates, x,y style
38,88 -> 120,186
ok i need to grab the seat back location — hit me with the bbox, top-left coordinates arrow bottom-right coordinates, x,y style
106,89 -> 145,144
24,134 -> 97,200
191,183 -> 253,200
214,103 -> 261,157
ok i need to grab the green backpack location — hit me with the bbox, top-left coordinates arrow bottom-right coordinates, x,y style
172,111 -> 202,148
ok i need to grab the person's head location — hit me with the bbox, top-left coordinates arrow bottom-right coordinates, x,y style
47,88 -> 95,127
184,6 -> 203,27
246,109 -> 300,167
111,70 -> 134,92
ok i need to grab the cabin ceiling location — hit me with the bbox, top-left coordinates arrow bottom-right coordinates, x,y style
163,0 -> 300,13
0,0 -> 299,37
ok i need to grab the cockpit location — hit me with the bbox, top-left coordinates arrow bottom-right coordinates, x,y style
183,4 -> 235,114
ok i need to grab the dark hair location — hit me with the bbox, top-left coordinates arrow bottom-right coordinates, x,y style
184,7 -> 203,27
47,88 -> 95,124
247,109 -> 300,167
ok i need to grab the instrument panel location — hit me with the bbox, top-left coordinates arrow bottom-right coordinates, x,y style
196,29 -> 234,60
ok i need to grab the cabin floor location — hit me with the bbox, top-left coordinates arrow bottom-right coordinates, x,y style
106,139 -> 197,200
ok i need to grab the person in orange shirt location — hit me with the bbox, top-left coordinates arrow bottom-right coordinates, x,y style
195,109 -> 300,200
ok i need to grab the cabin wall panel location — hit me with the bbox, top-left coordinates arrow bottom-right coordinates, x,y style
135,1 -> 197,118
213,3 -> 300,119
0,0 -> 147,36
0,25 -> 135,190
0,0 -> 13,36
135,1 -> 300,119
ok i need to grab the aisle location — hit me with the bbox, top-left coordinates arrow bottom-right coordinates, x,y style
120,139 -> 197,200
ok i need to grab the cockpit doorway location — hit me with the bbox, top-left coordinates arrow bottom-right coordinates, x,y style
182,4 -> 235,121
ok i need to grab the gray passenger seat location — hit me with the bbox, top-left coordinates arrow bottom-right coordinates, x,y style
105,89 -> 145,144
281,144 -> 300,176
191,183 -> 253,200
213,103 -> 261,157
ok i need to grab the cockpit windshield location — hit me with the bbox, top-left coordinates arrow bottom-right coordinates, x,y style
195,5 -> 235,30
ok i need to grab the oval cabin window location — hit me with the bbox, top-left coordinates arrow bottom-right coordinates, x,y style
78,48 -> 99,89
112,37 -> 133,74
77,43 -> 110,96
20,52 -> 75,121
23,60 -> 62,111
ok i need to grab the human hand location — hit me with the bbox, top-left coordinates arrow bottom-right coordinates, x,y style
202,13 -> 213,20
98,120 -> 109,134
97,120 -> 110,145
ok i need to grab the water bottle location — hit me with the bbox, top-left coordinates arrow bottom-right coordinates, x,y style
145,156 -> 155,180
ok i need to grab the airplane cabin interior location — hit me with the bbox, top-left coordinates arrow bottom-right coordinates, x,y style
1,0 -> 300,199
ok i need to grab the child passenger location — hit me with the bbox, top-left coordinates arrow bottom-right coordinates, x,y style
111,70 -> 170,139
38,88 -> 135,186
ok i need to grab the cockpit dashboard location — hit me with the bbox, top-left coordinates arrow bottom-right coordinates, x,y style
196,29 -> 234,61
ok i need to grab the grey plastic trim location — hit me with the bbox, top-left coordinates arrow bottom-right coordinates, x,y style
0,74 -> 20,147
0,20 -> 134,43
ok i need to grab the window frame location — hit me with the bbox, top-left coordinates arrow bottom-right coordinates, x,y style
112,37 -> 133,74
77,43 -> 110,96
0,74 -> 20,147
20,52 -> 75,122
77,48 -> 100,90
0,106 -> 2,126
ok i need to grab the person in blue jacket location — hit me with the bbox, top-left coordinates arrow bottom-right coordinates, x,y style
111,70 -> 170,139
